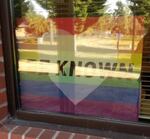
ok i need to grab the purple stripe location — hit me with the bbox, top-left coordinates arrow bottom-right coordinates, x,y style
21,95 -> 138,121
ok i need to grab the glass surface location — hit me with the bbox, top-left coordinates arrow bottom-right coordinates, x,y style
13,0 -> 147,121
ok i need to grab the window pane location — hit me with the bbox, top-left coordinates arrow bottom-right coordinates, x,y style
13,0 -> 147,121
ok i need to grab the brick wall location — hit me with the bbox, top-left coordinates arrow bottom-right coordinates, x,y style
0,26 -> 8,123
0,124 -> 104,139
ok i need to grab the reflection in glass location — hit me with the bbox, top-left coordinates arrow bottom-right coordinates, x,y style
13,0 -> 148,121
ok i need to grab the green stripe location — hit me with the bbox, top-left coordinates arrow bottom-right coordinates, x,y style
19,51 -> 39,60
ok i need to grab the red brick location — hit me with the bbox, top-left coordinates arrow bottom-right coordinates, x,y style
25,127 -> 42,139
0,124 -> 17,131
0,125 -> 16,139
0,130 -> 8,139
90,136 -> 102,139
11,126 -> 29,139
39,130 -> 55,139
0,107 -> 8,120
0,125 -> 106,139
0,47 -> 3,57
0,127 -> 9,139
57,131 -> 72,139
0,76 -> 6,89
74,133 -> 87,139
0,93 -> 7,105
0,89 -> 5,93
0,62 -> 4,73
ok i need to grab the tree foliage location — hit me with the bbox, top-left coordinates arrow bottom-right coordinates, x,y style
25,10 -> 49,36
13,0 -> 29,17
14,0 -> 106,17
113,1 -> 126,16
74,0 -> 92,17
13,0 -> 107,34
111,1 -> 128,34
129,0 -> 150,27
74,0 -> 106,17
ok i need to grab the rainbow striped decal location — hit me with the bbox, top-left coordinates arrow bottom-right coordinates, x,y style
17,16 -> 144,121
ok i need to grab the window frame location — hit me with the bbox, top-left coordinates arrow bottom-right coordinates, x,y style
1,0 -> 150,136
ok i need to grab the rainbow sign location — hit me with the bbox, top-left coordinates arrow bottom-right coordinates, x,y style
18,16 -> 144,121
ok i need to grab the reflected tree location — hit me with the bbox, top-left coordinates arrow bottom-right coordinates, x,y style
13,0 -> 29,17
113,1 -> 126,16
129,0 -> 150,28
74,0 -> 106,34
25,10 -> 49,36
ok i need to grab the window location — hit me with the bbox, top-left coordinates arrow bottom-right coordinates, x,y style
1,0 -> 150,133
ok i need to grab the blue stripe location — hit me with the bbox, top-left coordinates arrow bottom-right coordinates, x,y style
20,80 -> 139,104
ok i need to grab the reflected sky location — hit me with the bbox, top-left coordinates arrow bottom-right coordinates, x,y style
105,0 -> 130,14
25,0 -> 49,18
25,0 -> 131,18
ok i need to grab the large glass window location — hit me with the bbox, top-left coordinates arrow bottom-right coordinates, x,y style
13,0 -> 147,121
